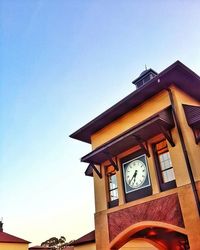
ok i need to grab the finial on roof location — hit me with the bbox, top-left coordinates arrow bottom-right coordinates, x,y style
145,64 -> 147,70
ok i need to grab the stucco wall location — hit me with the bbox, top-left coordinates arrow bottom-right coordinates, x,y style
171,86 -> 200,181
92,86 -> 200,213
120,239 -> 157,249
73,239 -> 158,250
74,242 -> 96,250
90,86 -> 200,249
0,242 -> 28,250
91,90 -> 170,149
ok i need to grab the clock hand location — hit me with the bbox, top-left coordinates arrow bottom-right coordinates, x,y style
129,170 -> 138,184
133,170 -> 138,184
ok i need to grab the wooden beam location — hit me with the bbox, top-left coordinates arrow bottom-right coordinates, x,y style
104,152 -> 119,171
197,136 -> 200,144
132,135 -> 150,157
89,163 -> 102,179
158,124 -> 175,147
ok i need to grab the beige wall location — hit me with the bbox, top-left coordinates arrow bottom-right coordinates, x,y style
74,242 -> 96,250
93,166 -> 108,212
0,242 -> 28,250
171,86 -> 200,181
92,91 -> 171,213
73,239 -> 159,250
91,90 -> 170,149
92,86 -> 200,213
120,239 -> 158,249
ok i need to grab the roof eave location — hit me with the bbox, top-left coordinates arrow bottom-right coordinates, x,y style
70,60 -> 200,143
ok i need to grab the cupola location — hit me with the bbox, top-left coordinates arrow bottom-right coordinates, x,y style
132,68 -> 157,89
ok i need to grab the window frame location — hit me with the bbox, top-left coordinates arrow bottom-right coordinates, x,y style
106,170 -> 119,208
152,140 -> 176,191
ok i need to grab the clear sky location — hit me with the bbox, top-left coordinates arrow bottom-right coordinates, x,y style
0,0 -> 200,246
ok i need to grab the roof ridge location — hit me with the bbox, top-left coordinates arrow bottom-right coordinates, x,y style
0,230 -> 30,244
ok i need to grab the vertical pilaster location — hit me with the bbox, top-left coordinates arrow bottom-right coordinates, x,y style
178,185 -> 200,250
95,210 -> 110,250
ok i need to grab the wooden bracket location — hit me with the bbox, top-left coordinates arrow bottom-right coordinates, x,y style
196,135 -> 200,144
89,163 -> 102,179
158,124 -> 175,147
193,129 -> 200,144
104,152 -> 119,171
133,135 -> 150,157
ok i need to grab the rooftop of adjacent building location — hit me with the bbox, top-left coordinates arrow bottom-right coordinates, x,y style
68,230 -> 95,246
0,221 -> 30,244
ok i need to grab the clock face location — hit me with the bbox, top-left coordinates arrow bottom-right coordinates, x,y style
125,160 -> 147,188
122,154 -> 150,194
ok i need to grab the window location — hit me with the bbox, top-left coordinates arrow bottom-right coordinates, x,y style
153,140 -> 176,191
107,171 -> 119,208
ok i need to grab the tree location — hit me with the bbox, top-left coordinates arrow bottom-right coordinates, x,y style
41,236 -> 67,250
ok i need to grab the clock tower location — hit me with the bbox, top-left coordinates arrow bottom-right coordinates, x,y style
70,61 -> 200,250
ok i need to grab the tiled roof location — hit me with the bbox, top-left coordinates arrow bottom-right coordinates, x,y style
69,230 -> 95,246
0,231 -> 30,244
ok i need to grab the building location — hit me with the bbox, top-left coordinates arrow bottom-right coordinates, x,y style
68,231 -> 95,250
70,61 -> 200,249
69,230 -> 158,250
0,221 -> 30,250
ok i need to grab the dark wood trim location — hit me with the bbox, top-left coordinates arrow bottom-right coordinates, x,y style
182,104 -> 200,128
106,167 -> 119,208
85,164 -> 93,177
81,107 -> 174,164
90,163 -> 102,179
104,152 -> 119,171
125,186 -> 152,202
108,199 -> 119,208
193,128 -> 200,144
120,149 -> 145,165
168,89 -> 200,215
152,142 -> 176,191
132,135 -> 150,157
196,134 -> 200,144
158,124 -> 175,147
183,104 -> 200,145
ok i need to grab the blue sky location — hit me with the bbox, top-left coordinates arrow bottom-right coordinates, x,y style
0,0 -> 200,246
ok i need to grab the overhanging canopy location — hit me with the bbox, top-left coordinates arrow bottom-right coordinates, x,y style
183,104 -> 200,144
81,107 -> 174,165
183,104 -> 200,128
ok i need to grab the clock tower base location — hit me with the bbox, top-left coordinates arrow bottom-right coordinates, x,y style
94,184 -> 200,250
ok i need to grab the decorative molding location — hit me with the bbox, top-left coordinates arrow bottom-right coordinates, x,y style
107,193 -> 184,241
